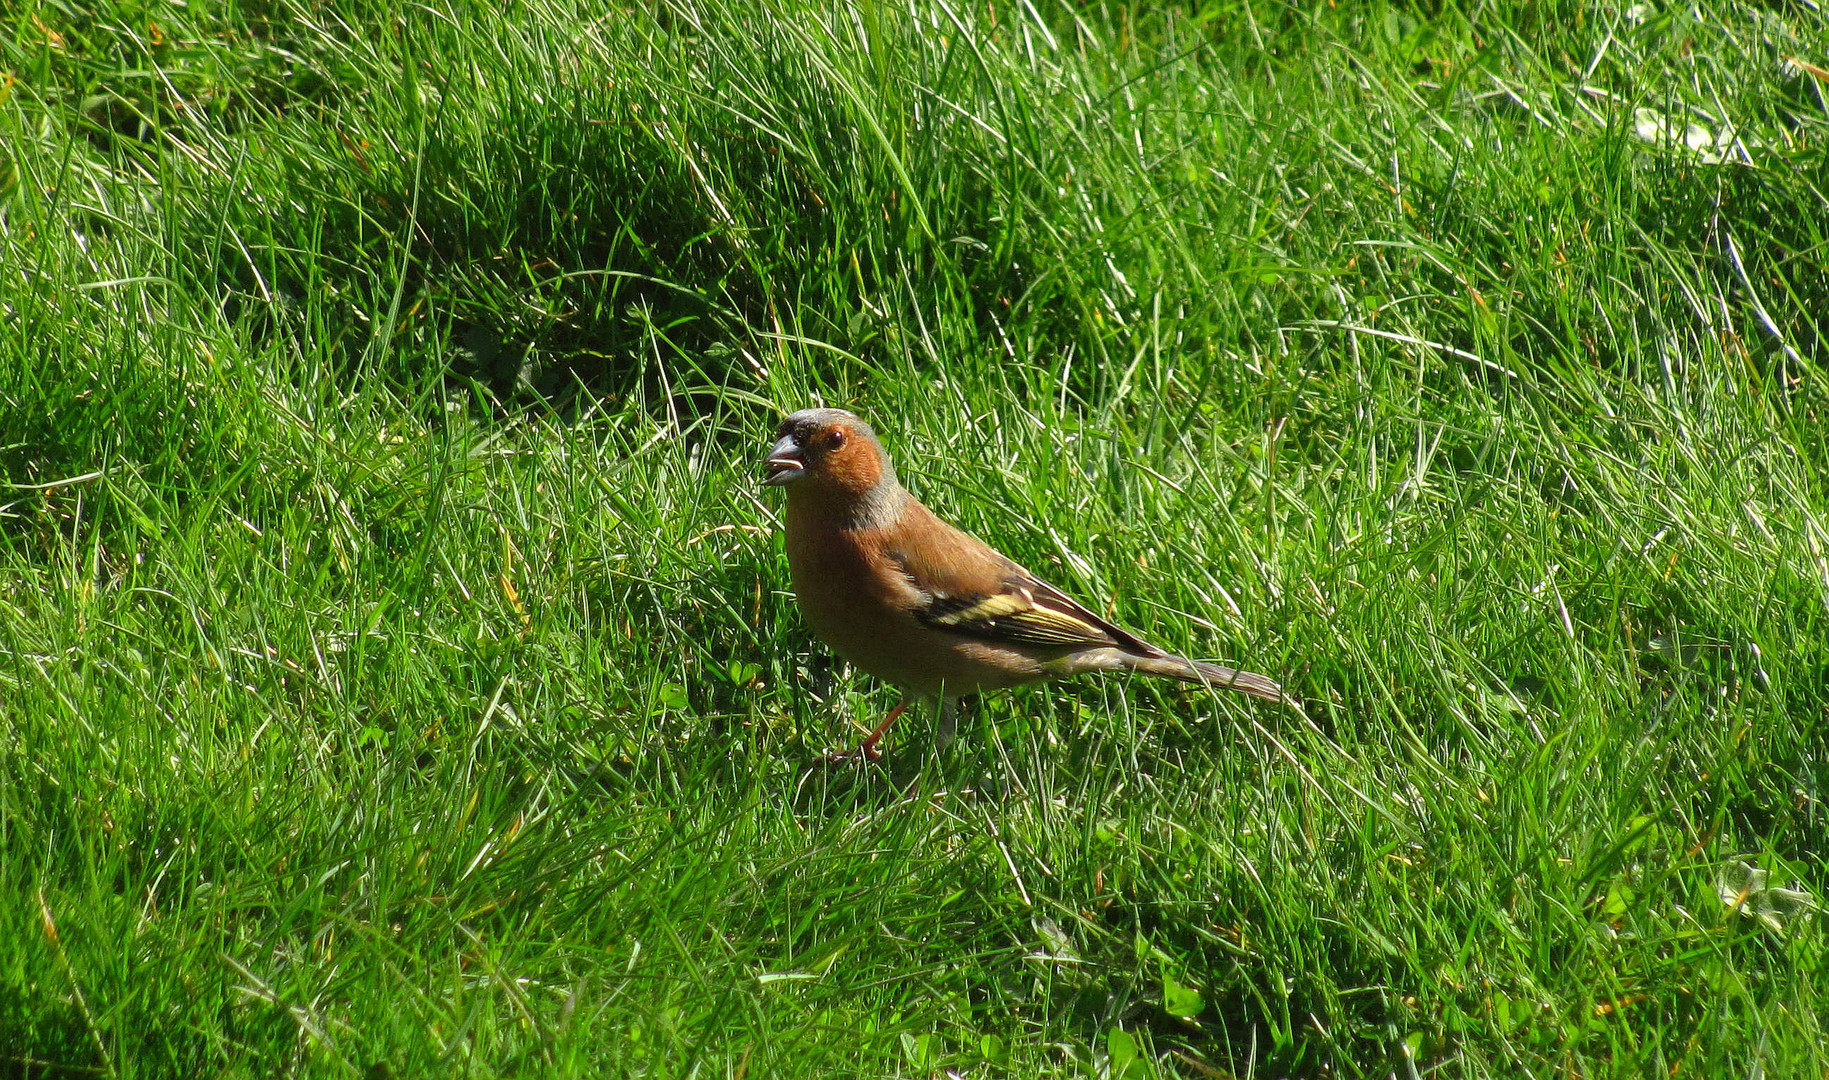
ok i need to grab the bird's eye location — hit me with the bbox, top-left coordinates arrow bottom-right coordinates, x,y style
827,429 -> 847,450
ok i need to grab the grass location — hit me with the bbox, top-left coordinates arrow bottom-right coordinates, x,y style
3,0 -> 1827,1074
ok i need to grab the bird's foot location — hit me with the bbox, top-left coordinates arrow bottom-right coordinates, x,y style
820,738 -> 884,765
818,701 -> 906,765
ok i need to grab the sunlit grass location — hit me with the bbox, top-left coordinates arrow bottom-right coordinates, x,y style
2,0 -> 1825,1075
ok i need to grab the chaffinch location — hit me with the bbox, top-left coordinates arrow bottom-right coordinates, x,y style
763,407 -> 1288,759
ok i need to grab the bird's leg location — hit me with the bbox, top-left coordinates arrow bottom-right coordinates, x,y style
825,697 -> 909,762
934,698 -> 958,751
855,699 -> 909,760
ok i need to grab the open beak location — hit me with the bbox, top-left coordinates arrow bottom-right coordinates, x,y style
761,433 -> 805,486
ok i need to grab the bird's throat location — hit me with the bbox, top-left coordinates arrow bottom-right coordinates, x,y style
787,478 -> 909,534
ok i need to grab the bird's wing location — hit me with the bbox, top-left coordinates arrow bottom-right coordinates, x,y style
881,502 -> 1161,656
914,570 -> 1161,655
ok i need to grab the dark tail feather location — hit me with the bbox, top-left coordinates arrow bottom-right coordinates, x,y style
1127,655 -> 1291,704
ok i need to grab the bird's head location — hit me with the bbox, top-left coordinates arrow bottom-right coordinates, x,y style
762,408 -> 900,500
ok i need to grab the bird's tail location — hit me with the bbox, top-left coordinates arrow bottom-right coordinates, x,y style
1126,654 -> 1290,704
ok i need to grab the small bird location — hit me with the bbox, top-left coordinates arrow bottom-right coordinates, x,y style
762,407 -> 1287,759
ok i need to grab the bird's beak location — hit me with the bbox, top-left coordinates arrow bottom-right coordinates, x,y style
761,434 -> 806,486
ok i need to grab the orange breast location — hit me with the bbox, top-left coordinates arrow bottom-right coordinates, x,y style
784,507 -> 1045,696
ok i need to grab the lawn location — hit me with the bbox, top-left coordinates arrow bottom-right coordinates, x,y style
2,0 -> 1826,1075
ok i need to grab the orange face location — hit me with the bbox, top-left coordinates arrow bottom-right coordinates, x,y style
762,409 -> 889,495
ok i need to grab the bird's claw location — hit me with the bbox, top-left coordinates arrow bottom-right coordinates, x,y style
820,738 -> 885,765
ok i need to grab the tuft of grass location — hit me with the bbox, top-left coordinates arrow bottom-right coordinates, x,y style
3,0 -> 1826,1075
